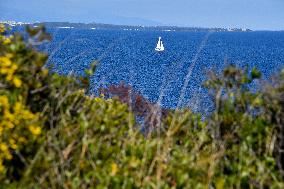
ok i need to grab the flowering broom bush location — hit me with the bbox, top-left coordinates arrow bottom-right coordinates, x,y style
0,24 -> 284,188
0,25 -> 44,178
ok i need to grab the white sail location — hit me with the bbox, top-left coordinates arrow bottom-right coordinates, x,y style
156,41 -> 160,49
160,41 -> 164,51
155,37 -> 164,52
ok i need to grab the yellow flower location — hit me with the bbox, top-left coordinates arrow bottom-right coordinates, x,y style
0,143 -> 12,160
29,125 -> 41,135
5,152 -> 12,160
0,95 -> 9,108
3,37 -> 11,45
0,67 -> 9,74
14,102 -> 22,113
22,110 -> 37,120
4,110 -> 14,121
0,54 -> 19,85
9,139 -> 17,150
13,77 -> 22,88
5,121 -> 14,129
111,163 -> 119,176
10,64 -> 18,71
6,74 -> 13,81
0,56 -> 12,67
0,143 -> 8,152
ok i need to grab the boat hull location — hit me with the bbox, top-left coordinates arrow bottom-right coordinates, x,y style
155,48 -> 164,52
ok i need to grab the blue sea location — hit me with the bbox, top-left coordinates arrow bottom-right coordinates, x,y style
29,28 -> 284,113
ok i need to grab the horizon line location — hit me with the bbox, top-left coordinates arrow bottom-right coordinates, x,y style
2,19 -> 284,32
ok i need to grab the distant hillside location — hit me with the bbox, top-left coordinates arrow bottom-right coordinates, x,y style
1,21 -> 253,32
37,22 -> 253,32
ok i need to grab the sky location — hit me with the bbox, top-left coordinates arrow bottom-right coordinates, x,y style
1,0 -> 284,30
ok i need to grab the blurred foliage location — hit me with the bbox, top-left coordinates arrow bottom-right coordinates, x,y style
0,24 -> 284,188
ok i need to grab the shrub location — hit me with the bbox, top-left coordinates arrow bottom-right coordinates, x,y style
0,25 -> 47,179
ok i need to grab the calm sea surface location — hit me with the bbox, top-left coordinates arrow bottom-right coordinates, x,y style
27,28 -> 284,112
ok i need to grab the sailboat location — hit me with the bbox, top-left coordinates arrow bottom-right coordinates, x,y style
155,37 -> 165,52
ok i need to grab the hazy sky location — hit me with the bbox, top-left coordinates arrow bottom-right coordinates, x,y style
1,0 -> 284,30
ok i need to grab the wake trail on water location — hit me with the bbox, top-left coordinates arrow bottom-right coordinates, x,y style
167,31 -> 213,128
176,31 -> 213,109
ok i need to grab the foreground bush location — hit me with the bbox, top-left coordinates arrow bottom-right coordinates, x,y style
0,25 -> 284,188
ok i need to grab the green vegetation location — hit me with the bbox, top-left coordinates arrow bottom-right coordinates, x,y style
0,25 -> 284,188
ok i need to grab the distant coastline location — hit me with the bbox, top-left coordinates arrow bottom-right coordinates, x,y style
1,20 -> 252,32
